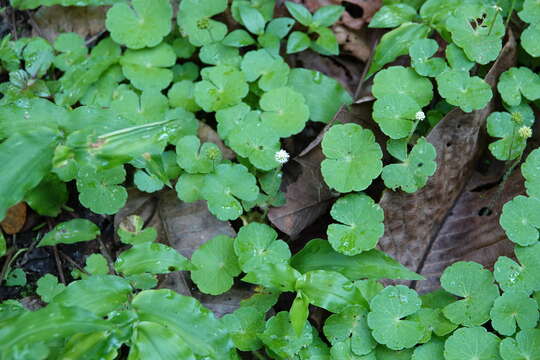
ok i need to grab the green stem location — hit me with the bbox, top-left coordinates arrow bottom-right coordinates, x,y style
505,0 -> 516,29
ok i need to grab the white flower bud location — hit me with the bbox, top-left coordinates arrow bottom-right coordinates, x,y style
519,126 -> 532,139
274,149 -> 290,164
415,111 -> 426,121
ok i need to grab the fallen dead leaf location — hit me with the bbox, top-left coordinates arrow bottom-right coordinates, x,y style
377,32 -> 519,291
115,189 -> 252,315
31,6 -> 107,43
1,203 -> 27,235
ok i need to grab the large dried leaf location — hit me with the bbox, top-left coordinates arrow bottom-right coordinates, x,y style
378,33 -> 518,291
114,189 -> 251,315
32,6 -> 107,42
1,203 -> 27,235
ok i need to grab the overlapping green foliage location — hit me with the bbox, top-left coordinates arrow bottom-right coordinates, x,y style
1,0 -> 540,359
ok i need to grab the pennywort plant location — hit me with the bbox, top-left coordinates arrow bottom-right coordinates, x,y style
1,0 -> 540,359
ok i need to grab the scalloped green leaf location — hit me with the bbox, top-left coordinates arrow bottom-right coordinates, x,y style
195,65 -> 249,112
441,261 -> 500,326
522,148 -> 540,198
120,43 -> 176,91
382,137 -> 437,193
176,135 -> 222,174
500,195 -> 540,246
106,0 -> 172,49
444,327 -> 501,360
76,165 -> 127,215
490,290 -> 539,336
327,193 -> 384,256
191,235 -> 241,295
494,243 -> 540,294
178,0 -> 228,47
234,222 -> 290,273
241,50 -> 289,91
446,3 -> 505,64
201,163 -> 259,220
221,306 -> 265,351
409,38 -> 447,77
259,311 -> 313,359
324,305 -> 376,356
367,285 -> 424,350
321,123 -> 383,193
260,87 -> 310,137
487,111 -> 533,161
497,67 -> 540,107
111,85 -> 169,125
436,69 -> 492,112
500,329 -> 540,360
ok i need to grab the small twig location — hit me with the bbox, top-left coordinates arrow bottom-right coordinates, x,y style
25,12 -> 44,38
9,7 -> 17,40
52,246 -> 66,284
58,250 -> 90,276
85,30 -> 106,47
0,248 -> 16,285
97,237 -> 116,275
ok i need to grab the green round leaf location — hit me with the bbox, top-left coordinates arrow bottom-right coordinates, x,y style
321,123 -> 383,193
440,261 -> 500,326
111,85 -> 170,125
409,38 -> 447,77
106,0 -> 172,49
500,195 -> 540,246
227,111 -> 282,170
287,68 -> 353,124
372,66 -> 433,107
168,80 -> 201,112
178,0 -> 228,47
191,235 -> 241,295
36,274 -> 65,303
412,337 -> 445,360
76,165 -> 128,215
500,329 -> 540,360
201,163 -> 259,220
373,94 -> 421,139
382,137 -> 437,193
259,87 -> 310,137
490,290 -> 539,336
444,327 -> 501,360
234,222 -> 290,273
521,24 -> 540,57
176,135 -> 222,174
327,193 -> 384,256
195,65 -> 249,112
494,243 -> 540,294
522,148 -> 540,198
324,305 -> 376,356
487,112 -> 531,161
241,49 -> 290,91
446,3 -> 505,64
120,43 -> 176,91
497,67 -> 540,107
221,307 -> 265,351
436,69 -> 492,112
259,311 -> 313,359
367,285 -> 424,350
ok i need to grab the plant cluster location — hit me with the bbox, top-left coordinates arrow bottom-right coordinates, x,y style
0,0 -> 540,359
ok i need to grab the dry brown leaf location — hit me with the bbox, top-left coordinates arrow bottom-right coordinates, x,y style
31,6 -> 107,43
334,25 -> 371,62
114,189 -> 252,315
302,0 -> 381,30
377,33 -> 518,291
1,203 -> 27,235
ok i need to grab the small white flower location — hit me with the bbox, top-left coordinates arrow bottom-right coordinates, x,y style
274,149 -> 290,164
493,5 -> 503,12
519,126 -> 532,139
415,111 -> 426,121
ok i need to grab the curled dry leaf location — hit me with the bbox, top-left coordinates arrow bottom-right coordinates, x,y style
31,6 -> 108,42
0,203 -> 27,235
378,32 -> 518,292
